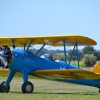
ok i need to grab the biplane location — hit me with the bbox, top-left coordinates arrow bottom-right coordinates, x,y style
0,34 -> 100,93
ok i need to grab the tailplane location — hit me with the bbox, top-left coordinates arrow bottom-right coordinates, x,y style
91,61 -> 100,74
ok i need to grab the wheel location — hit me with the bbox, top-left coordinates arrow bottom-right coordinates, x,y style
99,89 -> 100,93
0,81 -> 10,93
21,81 -> 34,93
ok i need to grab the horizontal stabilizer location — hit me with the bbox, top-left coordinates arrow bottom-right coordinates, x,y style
91,61 -> 100,74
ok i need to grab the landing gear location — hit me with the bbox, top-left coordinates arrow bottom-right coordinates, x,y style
99,89 -> 100,93
0,81 -> 10,93
21,81 -> 34,93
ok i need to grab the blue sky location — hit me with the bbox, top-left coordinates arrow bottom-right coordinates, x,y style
0,0 -> 100,50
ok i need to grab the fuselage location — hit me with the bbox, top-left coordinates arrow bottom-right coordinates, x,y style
8,49 -> 100,89
10,49 -> 78,72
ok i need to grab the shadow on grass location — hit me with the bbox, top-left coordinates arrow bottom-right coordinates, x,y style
10,91 -> 99,95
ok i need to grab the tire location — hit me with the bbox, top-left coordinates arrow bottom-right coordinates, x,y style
0,81 -> 10,93
21,81 -> 34,93
99,89 -> 100,93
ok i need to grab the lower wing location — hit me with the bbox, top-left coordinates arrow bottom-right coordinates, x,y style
33,69 -> 100,80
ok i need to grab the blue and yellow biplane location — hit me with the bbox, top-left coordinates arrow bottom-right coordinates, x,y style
0,34 -> 100,93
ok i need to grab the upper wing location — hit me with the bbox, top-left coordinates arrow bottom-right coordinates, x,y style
0,34 -> 96,47
33,69 -> 100,80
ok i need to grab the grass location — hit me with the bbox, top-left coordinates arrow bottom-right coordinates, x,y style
0,75 -> 100,100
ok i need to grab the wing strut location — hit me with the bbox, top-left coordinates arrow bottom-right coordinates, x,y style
12,40 -> 15,49
24,39 -> 33,55
68,44 -> 76,67
68,43 -> 80,69
76,43 -> 80,69
24,44 -> 26,51
63,39 -> 67,68
35,44 -> 45,56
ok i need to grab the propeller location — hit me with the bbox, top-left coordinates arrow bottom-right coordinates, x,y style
0,45 -> 12,69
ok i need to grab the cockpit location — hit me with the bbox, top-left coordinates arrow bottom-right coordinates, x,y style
40,54 -> 55,61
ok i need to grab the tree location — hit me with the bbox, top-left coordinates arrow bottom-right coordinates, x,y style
93,50 -> 100,60
82,46 -> 95,55
82,54 -> 97,67
54,54 -> 64,61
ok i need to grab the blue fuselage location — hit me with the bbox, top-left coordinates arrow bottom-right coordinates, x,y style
10,49 -> 78,72
8,49 -> 100,89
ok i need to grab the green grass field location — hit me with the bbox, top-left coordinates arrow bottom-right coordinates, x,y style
0,74 -> 100,100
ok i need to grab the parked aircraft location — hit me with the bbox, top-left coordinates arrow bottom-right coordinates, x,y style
0,34 -> 100,93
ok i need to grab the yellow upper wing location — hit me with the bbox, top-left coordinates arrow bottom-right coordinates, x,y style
0,34 -> 97,47
33,69 -> 100,80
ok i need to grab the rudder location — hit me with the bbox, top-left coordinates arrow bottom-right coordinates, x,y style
91,61 -> 100,74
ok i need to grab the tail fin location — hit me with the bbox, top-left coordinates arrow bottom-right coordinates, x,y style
91,61 -> 100,74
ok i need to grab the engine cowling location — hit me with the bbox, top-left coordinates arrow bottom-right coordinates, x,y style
0,45 -> 12,68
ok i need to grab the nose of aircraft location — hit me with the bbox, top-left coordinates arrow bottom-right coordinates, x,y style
0,45 -> 12,69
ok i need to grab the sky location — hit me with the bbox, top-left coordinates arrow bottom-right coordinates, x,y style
0,0 -> 100,50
